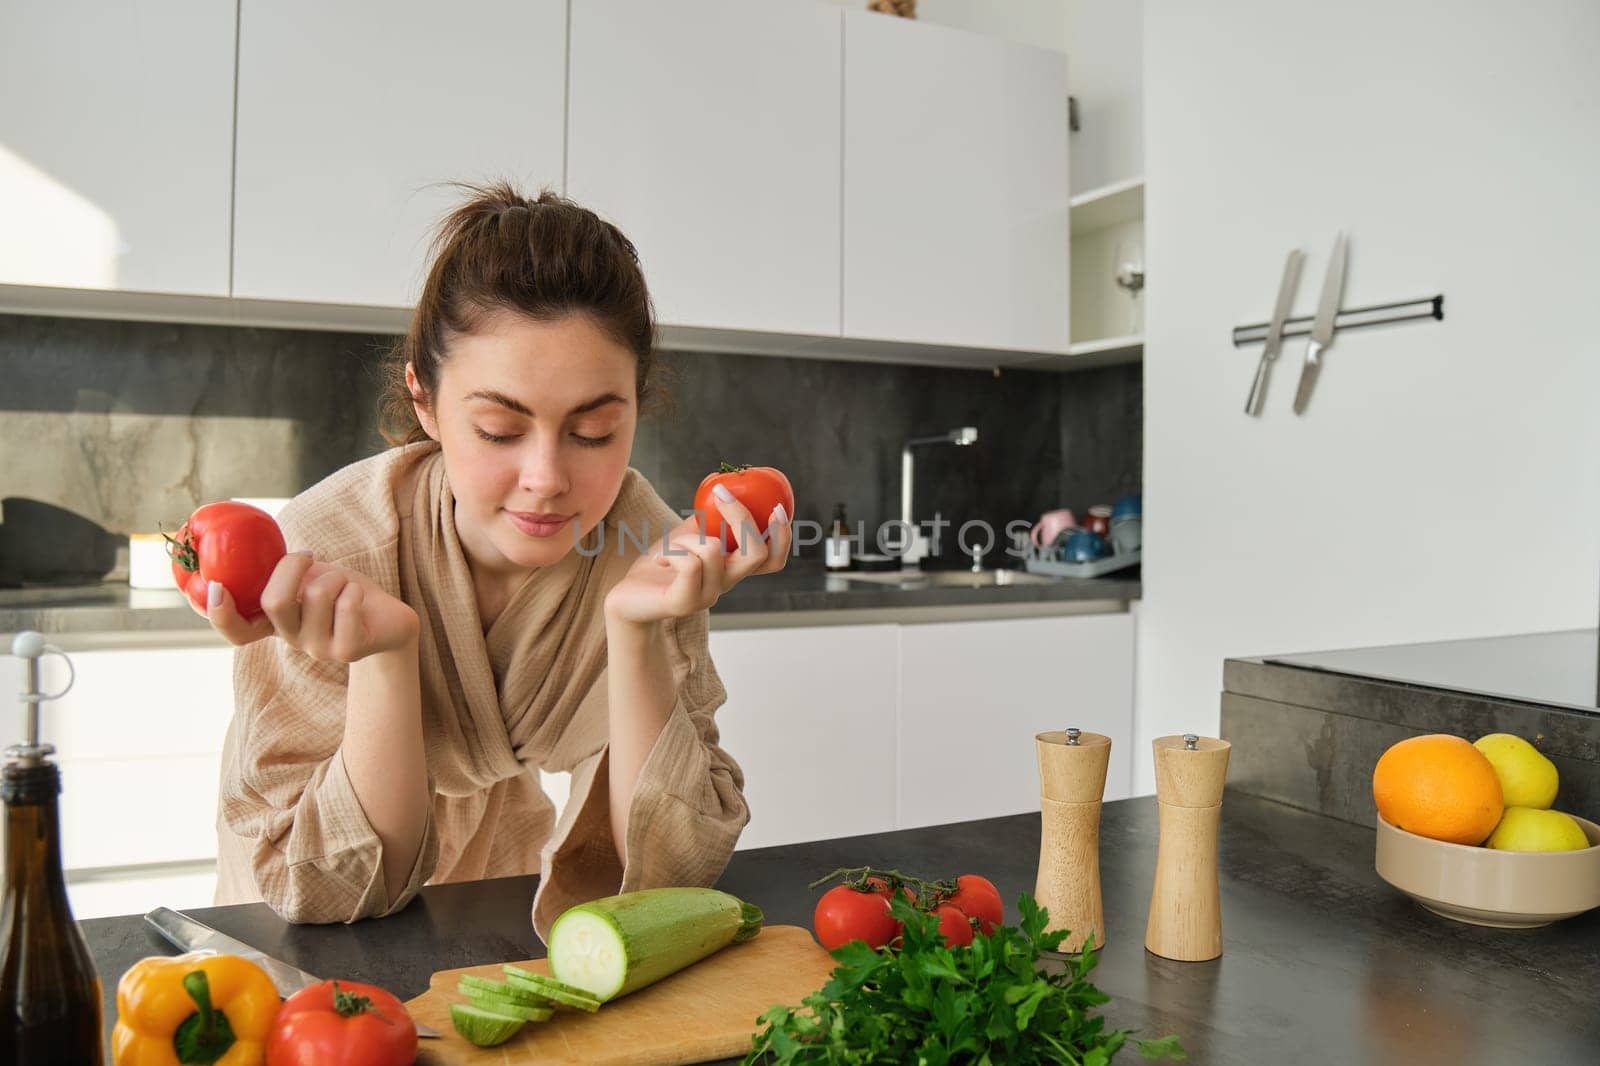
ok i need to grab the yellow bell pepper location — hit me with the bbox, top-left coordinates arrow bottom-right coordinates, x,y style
112,952 -> 280,1066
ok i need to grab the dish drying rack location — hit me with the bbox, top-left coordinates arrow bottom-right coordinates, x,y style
1021,543 -> 1141,580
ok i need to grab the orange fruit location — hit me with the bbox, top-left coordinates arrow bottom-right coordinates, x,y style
1372,734 -> 1504,845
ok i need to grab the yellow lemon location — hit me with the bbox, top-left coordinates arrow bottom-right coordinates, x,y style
1472,733 -> 1559,809
1485,806 -> 1589,852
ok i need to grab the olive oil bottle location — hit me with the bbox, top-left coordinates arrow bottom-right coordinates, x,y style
1,632 -> 103,1064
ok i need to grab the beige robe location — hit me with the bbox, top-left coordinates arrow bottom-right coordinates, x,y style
214,442 -> 748,942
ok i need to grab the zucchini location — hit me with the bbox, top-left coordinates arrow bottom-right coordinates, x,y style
457,973 -> 551,1007
450,1003 -> 526,1047
463,992 -> 553,1023
547,887 -> 763,1003
502,966 -> 602,1009
502,970 -> 602,1013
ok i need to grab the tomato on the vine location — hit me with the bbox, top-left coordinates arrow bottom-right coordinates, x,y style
947,874 -> 1004,935
693,463 -> 795,552
933,903 -> 975,947
814,876 -> 910,951
166,500 -> 286,618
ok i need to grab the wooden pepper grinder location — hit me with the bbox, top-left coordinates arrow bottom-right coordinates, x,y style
1034,727 -> 1111,953
1145,733 -> 1231,962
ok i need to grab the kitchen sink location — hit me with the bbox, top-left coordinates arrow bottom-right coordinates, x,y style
836,567 -> 1059,588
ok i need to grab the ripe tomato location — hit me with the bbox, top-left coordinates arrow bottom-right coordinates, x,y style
932,903 -> 975,947
167,501 -> 286,618
813,876 -> 909,951
266,979 -> 417,1066
946,874 -> 1004,935
693,463 -> 795,552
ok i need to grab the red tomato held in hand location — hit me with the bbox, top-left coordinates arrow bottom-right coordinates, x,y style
167,501 -> 287,618
814,877 -> 909,951
946,874 -> 1004,936
693,463 -> 795,553
933,903 -> 975,947
267,979 -> 418,1066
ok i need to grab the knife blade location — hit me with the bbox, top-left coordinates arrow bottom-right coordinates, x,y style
145,908 -> 442,1038
1293,232 -> 1349,414
1245,248 -> 1305,416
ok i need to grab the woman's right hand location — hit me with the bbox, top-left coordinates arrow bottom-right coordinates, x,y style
201,551 -> 419,662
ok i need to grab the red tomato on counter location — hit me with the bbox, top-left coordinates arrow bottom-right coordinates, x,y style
933,903 -> 975,947
166,501 -> 286,618
814,876 -> 911,951
946,874 -> 1004,936
266,979 -> 418,1066
693,464 -> 794,552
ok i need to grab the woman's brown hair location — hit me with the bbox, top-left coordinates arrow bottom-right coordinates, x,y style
381,182 -> 662,446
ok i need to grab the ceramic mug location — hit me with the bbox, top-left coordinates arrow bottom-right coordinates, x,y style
1031,509 -> 1077,550
1110,515 -> 1142,555
1062,529 -> 1111,562
1112,493 -> 1143,521
1082,505 -> 1113,540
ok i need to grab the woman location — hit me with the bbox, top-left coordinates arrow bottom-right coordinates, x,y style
202,184 -> 790,941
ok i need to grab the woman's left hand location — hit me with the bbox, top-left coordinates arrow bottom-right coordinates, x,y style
604,490 -> 791,626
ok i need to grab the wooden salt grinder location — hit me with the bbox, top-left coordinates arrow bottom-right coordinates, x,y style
1035,727 -> 1111,953
1145,733 -> 1232,962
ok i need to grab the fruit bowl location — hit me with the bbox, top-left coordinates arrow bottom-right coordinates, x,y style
1375,814 -> 1600,928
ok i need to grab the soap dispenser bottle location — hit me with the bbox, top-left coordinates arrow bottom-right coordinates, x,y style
1,632 -> 104,1064
824,503 -> 853,571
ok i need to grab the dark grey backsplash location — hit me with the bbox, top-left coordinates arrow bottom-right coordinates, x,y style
0,313 -> 1140,578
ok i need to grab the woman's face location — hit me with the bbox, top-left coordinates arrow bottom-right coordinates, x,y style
409,310 -> 638,578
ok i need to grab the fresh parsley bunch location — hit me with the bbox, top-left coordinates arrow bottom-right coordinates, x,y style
743,892 -> 1184,1065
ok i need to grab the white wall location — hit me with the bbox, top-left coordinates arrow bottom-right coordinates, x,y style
1138,0 -> 1600,793
805,0 -> 1068,52
914,0 -> 1066,52
1065,0 -> 1143,192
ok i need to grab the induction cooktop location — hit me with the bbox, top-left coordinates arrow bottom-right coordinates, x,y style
1265,629 -> 1600,714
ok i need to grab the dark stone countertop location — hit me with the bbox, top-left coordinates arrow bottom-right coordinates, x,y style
0,558 -> 1139,642
82,792 -> 1600,1064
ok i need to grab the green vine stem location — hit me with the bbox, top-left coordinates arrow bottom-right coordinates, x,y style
808,866 -> 960,907
163,527 -> 199,573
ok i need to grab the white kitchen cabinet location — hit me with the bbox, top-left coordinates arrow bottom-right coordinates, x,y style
895,613 -> 1133,829
841,11 -> 1070,353
710,625 -> 899,851
0,0 -> 235,295
568,0 -> 842,336
708,610 -> 1136,850
56,753 -> 228,870
68,865 -> 218,922
232,0 -> 566,307
3,646 -> 236,871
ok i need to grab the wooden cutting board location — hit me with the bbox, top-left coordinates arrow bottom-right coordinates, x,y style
407,925 -> 834,1065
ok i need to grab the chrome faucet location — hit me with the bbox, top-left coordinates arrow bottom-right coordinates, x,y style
900,426 -> 978,564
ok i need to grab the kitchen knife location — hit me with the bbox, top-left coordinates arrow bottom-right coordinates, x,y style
1292,232 -> 1349,414
1245,248 -> 1305,416
145,907 -> 441,1038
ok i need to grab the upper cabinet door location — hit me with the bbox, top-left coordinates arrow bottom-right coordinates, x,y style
0,0 -> 235,296
233,0 -> 566,308
842,12 -> 1069,353
567,0 -> 842,336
